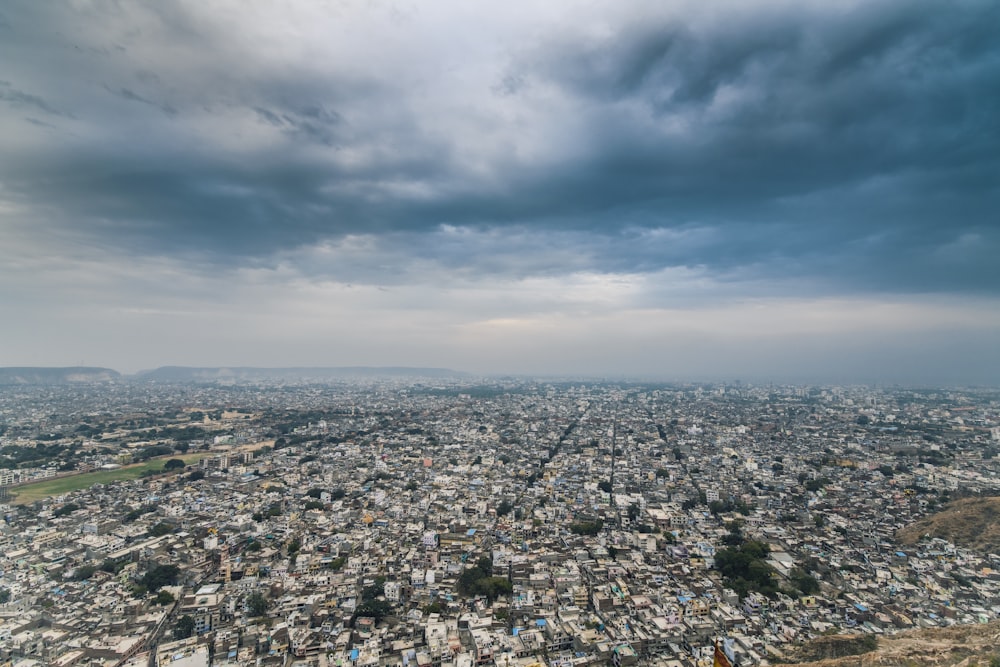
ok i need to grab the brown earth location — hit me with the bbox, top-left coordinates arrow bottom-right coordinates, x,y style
896,496 -> 1000,554
772,621 -> 1000,666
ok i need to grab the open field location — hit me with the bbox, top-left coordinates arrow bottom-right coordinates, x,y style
9,452 -> 211,505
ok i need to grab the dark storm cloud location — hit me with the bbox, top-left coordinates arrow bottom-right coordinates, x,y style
1,0 -> 998,296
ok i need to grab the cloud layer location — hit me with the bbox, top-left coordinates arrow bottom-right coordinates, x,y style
1,0 -> 998,381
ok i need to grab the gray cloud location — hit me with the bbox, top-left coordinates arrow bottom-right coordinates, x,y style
1,0 -> 999,380
0,80 -> 73,117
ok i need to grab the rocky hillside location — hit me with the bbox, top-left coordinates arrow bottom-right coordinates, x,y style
897,496 -> 1000,554
772,621 -> 1000,666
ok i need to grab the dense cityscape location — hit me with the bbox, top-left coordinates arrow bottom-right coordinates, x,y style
2,374 -> 999,667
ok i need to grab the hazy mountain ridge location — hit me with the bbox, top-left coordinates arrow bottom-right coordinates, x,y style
0,367 -> 122,384
133,366 -> 468,381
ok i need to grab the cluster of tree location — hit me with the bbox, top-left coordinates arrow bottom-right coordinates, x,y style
53,502 -> 81,517
569,519 -> 604,536
134,445 -> 174,461
140,563 -> 180,592
714,540 -> 780,598
71,564 -> 97,581
252,502 -> 283,522
100,556 -> 128,575
147,425 -> 206,442
1,442 -> 68,468
715,539 -> 820,599
789,567 -> 820,595
803,477 -> 831,492
457,557 -> 513,602
174,614 -> 195,639
681,490 -> 709,511
708,497 -> 753,516
124,505 -> 156,522
148,522 -> 175,537
353,579 -> 392,626
305,487 -> 345,501
247,591 -> 268,617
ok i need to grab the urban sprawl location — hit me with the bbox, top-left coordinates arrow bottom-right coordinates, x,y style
2,379 -> 1000,667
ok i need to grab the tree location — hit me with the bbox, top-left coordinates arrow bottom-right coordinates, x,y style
54,503 -> 80,517
148,522 -> 175,537
0,588 -> 10,604
142,563 -> 180,592
598,481 -> 613,493
188,470 -> 205,481
790,568 -> 820,595
156,590 -> 175,605
100,557 -> 126,574
248,591 -> 268,617
72,564 -> 97,581
354,599 -> 391,624
715,541 -> 777,598
174,615 -> 195,639
164,458 -> 186,470
362,576 -> 387,601
569,519 -> 603,536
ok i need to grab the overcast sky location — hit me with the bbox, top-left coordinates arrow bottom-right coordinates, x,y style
1,0 -> 998,384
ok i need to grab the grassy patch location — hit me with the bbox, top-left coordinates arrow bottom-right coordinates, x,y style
10,452 -> 210,504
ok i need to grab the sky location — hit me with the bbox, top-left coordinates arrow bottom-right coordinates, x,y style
1,0 -> 998,384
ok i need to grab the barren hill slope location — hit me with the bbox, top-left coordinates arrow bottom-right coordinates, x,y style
773,621 -> 1000,666
897,496 -> 1000,554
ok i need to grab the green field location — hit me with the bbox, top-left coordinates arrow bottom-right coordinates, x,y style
10,452 -> 210,504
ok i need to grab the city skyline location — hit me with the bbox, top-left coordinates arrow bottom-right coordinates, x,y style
1,0 -> 998,384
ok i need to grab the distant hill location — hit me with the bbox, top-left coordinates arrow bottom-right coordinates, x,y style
897,496 -> 1000,554
133,366 -> 468,382
0,367 -> 121,385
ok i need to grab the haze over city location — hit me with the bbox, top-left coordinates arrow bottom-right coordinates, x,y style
1,0 -> 998,384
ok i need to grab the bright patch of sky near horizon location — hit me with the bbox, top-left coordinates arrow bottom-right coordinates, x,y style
1,0 -> 998,383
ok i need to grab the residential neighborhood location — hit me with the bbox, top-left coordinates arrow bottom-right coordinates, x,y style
2,379 -> 999,667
